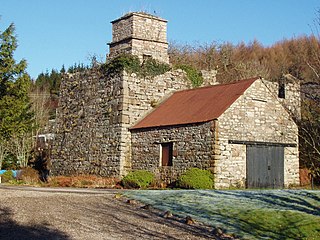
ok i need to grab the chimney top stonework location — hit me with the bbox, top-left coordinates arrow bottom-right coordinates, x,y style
108,12 -> 169,64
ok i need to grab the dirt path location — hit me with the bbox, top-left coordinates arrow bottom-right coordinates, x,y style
0,186 -> 216,240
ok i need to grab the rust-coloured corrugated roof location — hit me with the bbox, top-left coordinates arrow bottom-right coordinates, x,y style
131,77 -> 259,129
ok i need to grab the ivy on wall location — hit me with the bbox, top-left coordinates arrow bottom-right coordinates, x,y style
101,54 -> 204,87
174,64 -> 203,87
101,54 -> 171,78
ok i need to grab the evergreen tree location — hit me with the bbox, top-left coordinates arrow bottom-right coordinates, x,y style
0,23 -> 34,168
0,23 -> 34,138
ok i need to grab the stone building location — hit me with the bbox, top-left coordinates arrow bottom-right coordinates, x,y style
51,12 -> 300,188
130,77 -> 299,188
51,12 -> 190,177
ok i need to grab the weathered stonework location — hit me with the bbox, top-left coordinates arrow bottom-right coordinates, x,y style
51,69 -> 125,176
52,12 -> 191,177
130,79 -> 299,189
263,75 -> 301,119
108,12 -> 169,63
51,67 -> 190,177
52,12 -> 300,189
131,122 -> 214,183
201,70 -> 218,86
214,79 -> 299,188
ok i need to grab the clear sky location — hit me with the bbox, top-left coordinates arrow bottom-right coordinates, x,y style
1,0 -> 319,79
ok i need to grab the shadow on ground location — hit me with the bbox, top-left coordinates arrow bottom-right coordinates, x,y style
125,190 -> 320,239
0,207 -> 70,240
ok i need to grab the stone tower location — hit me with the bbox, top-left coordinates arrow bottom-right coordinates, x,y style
51,13 -> 189,178
108,12 -> 169,63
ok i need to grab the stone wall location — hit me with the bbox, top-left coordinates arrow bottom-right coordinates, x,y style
130,122 -> 214,183
263,77 -> 301,119
51,67 -> 190,177
201,70 -> 218,86
214,79 -> 299,188
119,70 -> 191,176
109,12 -> 169,63
51,69 -> 125,177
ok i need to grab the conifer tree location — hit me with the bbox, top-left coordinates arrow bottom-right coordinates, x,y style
0,23 -> 34,168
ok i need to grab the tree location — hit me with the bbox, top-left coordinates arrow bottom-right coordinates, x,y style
299,100 -> 320,183
299,9 -> 320,184
0,23 -> 34,168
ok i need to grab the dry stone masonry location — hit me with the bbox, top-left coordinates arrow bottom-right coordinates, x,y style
52,12 -> 300,188
51,67 -> 190,177
131,122 -> 214,184
215,79 -> 299,188
108,12 -> 169,63
130,79 -> 300,188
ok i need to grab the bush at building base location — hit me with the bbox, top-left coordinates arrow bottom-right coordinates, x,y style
176,168 -> 214,189
121,170 -> 155,189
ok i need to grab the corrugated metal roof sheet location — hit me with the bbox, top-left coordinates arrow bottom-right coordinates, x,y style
131,77 -> 259,130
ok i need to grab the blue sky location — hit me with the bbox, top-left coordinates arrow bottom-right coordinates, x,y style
1,0 -> 319,79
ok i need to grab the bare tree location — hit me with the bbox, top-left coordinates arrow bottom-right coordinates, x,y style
299,100 -> 320,183
7,86 -> 52,168
9,133 -> 33,168
0,138 -> 8,169
29,86 -> 51,141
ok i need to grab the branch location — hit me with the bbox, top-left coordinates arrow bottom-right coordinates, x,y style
299,126 -> 320,157
306,61 -> 320,79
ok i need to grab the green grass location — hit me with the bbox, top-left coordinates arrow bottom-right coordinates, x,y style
124,190 -> 320,239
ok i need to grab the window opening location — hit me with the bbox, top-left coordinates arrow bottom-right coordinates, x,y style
161,142 -> 173,166
278,82 -> 285,99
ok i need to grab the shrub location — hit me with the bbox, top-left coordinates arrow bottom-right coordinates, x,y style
140,58 -> 171,78
102,54 -> 171,78
16,167 -> 40,184
0,170 -> 14,183
121,170 -> 155,189
47,175 -> 120,188
175,64 -> 203,87
102,54 -> 141,75
176,168 -> 214,189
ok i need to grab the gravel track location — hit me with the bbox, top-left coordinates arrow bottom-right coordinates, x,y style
0,186 -> 216,240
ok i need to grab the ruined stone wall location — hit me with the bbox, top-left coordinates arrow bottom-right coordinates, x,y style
109,12 -> 169,63
123,69 -> 191,124
51,69 -> 125,177
263,79 -> 301,118
130,122 -> 214,183
214,79 -> 299,188
51,67 -> 190,177
201,70 -> 218,86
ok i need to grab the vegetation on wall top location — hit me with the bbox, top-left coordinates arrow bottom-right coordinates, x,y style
101,54 -> 203,87
174,64 -> 203,87
101,54 -> 171,78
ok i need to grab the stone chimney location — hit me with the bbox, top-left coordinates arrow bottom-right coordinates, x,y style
108,12 -> 169,64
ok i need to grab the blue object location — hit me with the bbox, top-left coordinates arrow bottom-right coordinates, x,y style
0,170 -> 19,178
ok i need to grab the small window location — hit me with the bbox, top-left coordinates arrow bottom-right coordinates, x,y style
161,142 -> 173,166
278,83 -> 285,99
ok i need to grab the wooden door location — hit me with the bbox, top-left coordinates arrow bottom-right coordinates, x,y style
246,145 -> 284,188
